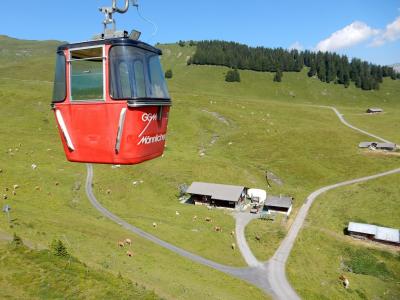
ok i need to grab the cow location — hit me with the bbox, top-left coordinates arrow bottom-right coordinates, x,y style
193,215 -> 198,221
339,275 -> 349,288
231,243 -> 236,250
230,231 -> 235,236
214,226 -> 222,232
124,238 -> 132,246
126,251 -> 133,257
205,217 -> 212,222
118,241 -> 124,248
152,222 -> 157,228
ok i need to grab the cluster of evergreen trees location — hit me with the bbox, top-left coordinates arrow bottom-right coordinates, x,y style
188,40 -> 398,90
225,69 -> 241,82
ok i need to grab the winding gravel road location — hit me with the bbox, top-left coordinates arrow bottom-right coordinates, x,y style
265,106 -> 399,300
84,105 -> 399,300
85,163 -> 274,295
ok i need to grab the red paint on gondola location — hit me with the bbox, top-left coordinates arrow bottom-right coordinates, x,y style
52,42 -> 171,165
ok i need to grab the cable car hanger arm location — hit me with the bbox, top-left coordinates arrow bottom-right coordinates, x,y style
100,0 -> 138,32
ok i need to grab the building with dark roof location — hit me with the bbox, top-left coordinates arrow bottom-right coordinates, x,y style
264,195 -> 293,216
186,182 -> 247,208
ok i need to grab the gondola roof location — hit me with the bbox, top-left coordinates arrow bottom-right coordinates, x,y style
57,37 -> 162,55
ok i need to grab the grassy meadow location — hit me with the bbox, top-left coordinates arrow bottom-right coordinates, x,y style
0,240 -> 159,299
287,174 -> 400,299
0,36 -> 399,299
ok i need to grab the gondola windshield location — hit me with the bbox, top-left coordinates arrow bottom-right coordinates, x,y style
110,46 -> 170,100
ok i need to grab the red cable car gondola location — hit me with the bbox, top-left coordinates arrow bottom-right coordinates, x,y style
51,0 -> 171,165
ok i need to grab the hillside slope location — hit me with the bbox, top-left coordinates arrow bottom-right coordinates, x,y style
0,36 -> 399,299
0,240 -> 159,299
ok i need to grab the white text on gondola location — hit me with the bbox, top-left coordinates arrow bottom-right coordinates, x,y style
138,134 -> 166,145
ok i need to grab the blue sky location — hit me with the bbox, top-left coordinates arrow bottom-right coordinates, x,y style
1,0 -> 399,65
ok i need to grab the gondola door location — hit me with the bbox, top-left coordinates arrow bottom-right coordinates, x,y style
63,46 -> 115,163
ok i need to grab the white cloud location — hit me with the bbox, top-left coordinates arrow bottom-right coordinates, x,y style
316,21 -> 379,52
288,41 -> 303,51
370,16 -> 400,47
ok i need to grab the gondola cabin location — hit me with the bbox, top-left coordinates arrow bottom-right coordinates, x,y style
52,36 -> 171,164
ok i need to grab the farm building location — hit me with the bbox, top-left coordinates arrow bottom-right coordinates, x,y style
247,188 -> 267,205
348,222 -> 400,246
186,182 -> 247,208
264,195 -> 293,216
358,142 -> 397,151
366,108 -> 383,114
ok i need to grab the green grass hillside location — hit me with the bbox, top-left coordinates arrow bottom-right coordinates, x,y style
0,36 -> 399,299
287,174 -> 400,299
0,239 -> 159,299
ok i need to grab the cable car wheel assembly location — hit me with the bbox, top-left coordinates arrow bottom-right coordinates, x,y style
52,0 -> 171,165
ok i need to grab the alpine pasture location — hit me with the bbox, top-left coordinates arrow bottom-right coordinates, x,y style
0,36 -> 399,299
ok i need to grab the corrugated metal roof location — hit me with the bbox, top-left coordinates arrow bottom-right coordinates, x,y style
375,227 -> 400,243
348,222 -> 400,244
186,182 -> 245,202
367,108 -> 383,112
265,195 -> 292,208
359,142 -> 375,148
348,222 -> 377,235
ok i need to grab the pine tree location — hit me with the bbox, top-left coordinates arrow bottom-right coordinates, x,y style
11,233 -> 23,248
273,68 -> 283,82
308,62 -> 317,77
225,69 -> 240,82
165,69 -> 173,79
51,239 -> 69,257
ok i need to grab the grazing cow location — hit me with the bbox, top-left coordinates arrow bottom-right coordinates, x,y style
153,222 -> 157,228
193,215 -> 197,221
126,251 -> 133,257
12,191 -> 16,196
2,194 -> 7,200
175,211 -> 180,216
124,238 -> 132,245
13,185 -> 19,190
255,235 -> 261,241
55,182 -> 60,186
231,243 -> 236,250
118,241 -> 124,248
230,231 -> 235,236
205,217 -> 212,222
35,186 -> 40,191
339,275 -> 349,288
214,226 -> 222,232
106,189 -> 111,195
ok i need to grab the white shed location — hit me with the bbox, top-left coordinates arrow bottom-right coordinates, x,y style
247,188 -> 267,205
